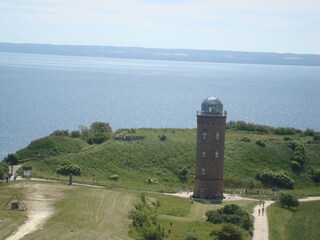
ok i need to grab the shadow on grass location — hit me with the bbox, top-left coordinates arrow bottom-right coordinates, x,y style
193,198 -> 223,204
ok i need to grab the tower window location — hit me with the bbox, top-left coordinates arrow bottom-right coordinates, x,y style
201,168 -> 205,175
215,151 -> 219,159
202,131 -> 207,140
202,150 -> 206,158
216,132 -> 220,140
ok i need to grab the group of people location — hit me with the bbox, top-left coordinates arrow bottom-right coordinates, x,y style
258,199 -> 266,216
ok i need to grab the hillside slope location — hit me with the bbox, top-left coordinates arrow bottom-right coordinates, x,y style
15,128 -> 320,193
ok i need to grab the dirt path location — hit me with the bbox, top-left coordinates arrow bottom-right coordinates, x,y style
5,182 -> 65,240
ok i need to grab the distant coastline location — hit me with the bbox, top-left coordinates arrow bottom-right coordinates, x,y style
1,42 -> 319,67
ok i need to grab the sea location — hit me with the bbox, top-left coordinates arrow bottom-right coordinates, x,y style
0,52 -> 319,160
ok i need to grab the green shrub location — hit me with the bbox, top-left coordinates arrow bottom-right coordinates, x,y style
128,194 -> 164,240
303,128 -> 317,136
210,223 -> 244,240
259,169 -> 294,189
240,136 -> 250,142
279,192 -> 299,209
290,161 -> 301,173
146,178 -> 158,184
283,136 -> 293,141
255,139 -> 266,147
206,204 -> 253,231
70,130 -> 81,138
50,130 -> 69,136
311,168 -> 320,183
178,166 -> 189,182
109,174 -> 119,181
158,135 -> 167,141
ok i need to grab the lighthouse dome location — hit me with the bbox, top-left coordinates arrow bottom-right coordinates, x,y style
201,96 -> 223,115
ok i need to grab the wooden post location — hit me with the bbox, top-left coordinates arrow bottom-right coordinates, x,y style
69,173 -> 73,185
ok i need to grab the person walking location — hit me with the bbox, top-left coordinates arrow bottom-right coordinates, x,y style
262,207 -> 264,216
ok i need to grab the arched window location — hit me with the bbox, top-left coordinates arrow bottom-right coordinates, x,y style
202,131 -> 207,140
202,150 -> 206,158
215,151 -> 219,159
201,168 -> 205,175
216,132 -> 220,140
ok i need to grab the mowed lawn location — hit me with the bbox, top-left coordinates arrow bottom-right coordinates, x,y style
268,201 -> 320,240
1,181 -> 136,240
1,181 -> 257,240
1,181 -> 208,240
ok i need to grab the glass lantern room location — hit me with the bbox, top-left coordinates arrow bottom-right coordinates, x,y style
199,96 -> 223,115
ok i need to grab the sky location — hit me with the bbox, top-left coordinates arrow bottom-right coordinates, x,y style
0,0 -> 319,54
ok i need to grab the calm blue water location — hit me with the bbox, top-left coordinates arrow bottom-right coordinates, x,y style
0,52 -> 319,159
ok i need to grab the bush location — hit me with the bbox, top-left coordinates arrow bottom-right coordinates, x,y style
283,136 -> 293,141
178,166 -> 189,183
311,168 -> 320,183
259,169 -> 294,189
50,130 -> 69,137
128,194 -> 164,240
255,139 -> 266,147
289,142 -> 306,170
313,135 -> 320,141
80,121 -> 112,144
109,174 -> 119,181
206,204 -> 253,231
240,136 -> 250,142
56,160 -> 81,175
158,135 -> 167,141
210,223 -> 244,240
146,178 -> 158,184
303,128 -> 316,136
279,192 -> 299,209
274,127 -> 297,135
70,130 -> 81,138
290,161 -> 301,173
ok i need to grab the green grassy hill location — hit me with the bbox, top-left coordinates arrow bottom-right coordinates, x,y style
13,128 -> 320,194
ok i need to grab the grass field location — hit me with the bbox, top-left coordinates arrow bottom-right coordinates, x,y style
268,200 -> 320,240
1,180 -> 256,240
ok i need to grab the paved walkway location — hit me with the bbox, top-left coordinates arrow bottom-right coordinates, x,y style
252,200 -> 274,240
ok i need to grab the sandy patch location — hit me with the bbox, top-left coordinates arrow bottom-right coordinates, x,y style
5,182 -> 65,240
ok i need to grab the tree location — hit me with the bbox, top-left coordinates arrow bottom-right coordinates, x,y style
4,153 -> 18,165
79,122 -> 112,144
0,162 -> 8,179
128,193 -> 164,240
56,160 -> 81,176
279,192 -> 299,209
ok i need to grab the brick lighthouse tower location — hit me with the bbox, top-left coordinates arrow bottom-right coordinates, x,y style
194,97 -> 227,199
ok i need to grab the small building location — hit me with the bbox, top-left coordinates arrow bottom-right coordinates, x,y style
23,167 -> 32,178
194,97 -> 227,199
